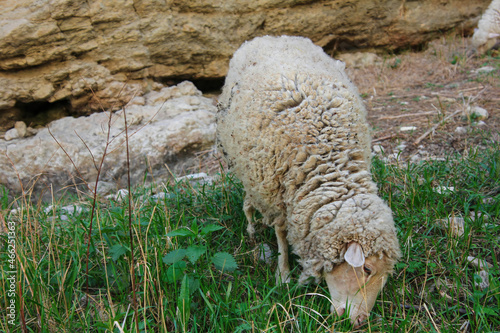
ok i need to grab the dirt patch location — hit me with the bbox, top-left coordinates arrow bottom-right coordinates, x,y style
345,34 -> 499,161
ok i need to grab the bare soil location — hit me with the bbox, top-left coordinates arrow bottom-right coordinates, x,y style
346,34 -> 499,161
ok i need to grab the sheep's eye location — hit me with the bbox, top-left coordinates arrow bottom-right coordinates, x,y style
363,266 -> 372,275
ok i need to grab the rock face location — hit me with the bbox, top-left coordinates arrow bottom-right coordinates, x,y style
0,0 -> 490,116
0,81 -> 216,199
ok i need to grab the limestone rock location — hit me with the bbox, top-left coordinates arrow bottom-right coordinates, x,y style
337,52 -> 382,68
0,0 -> 490,115
0,81 -> 217,199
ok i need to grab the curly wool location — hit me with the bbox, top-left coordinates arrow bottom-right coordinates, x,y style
472,0 -> 500,52
217,36 -> 400,282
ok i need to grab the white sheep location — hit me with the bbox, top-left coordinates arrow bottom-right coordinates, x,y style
216,36 -> 401,327
472,0 -> 500,53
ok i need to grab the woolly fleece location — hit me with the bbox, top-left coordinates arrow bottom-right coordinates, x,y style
472,0 -> 500,52
217,36 -> 401,282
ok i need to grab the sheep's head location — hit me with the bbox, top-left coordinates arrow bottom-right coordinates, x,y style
323,242 -> 394,327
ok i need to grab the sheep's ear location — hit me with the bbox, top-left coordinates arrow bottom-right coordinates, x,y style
345,242 -> 365,267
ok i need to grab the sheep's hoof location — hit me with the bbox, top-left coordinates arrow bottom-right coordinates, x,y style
246,223 -> 256,241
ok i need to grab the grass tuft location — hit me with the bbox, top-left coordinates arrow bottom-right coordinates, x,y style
1,142 -> 499,332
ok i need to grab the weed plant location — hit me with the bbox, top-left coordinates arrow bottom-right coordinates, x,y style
1,143 -> 499,332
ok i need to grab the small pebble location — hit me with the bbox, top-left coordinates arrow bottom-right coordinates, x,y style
4,128 -> 20,141
400,126 -> 417,132
14,121 -> 27,137
410,154 -> 421,163
372,144 -> 384,154
466,256 -> 493,270
469,211 -> 488,221
455,127 -> 467,134
482,197 -> 496,205
475,270 -> 489,290
151,192 -> 174,202
475,66 -> 495,73
436,216 -> 464,237
465,106 -> 489,120
61,205 -> 85,215
258,243 -> 274,264
115,189 -> 129,202
176,172 -> 213,185
395,144 -> 407,152
433,186 -> 455,195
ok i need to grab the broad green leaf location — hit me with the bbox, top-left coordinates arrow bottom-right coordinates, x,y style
178,274 -> 191,332
166,261 -> 186,283
109,244 -> 128,261
187,276 -> 200,295
482,307 -> 498,316
200,224 -> 224,236
234,323 -> 252,332
186,245 -> 207,264
163,249 -> 188,264
211,252 -> 238,272
166,229 -> 195,238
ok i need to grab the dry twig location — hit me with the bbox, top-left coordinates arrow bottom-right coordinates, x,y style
414,110 -> 461,145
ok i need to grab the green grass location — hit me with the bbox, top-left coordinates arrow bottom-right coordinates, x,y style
1,144 -> 499,332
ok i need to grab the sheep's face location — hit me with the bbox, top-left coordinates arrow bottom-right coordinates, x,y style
324,250 -> 393,327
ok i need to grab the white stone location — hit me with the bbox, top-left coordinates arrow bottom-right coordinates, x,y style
4,128 -> 20,141
482,197 -> 496,205
433,186 -> 455,194
176,172 -> 213,185
151,192 -> 171,202
115,189 -> 129,202
372,144 -> 384,154
475,66 -> 496,73
61,205 -> 85,215
14,121 -> 27,137
467,256 -> 493,270
395,143 -> 407,152
44,205 -> 55,214
258,243 -> 274,264
436,216 -> 464,236
410,154 -> 421,163
455,126 -> 467,134
466,106 -> 489,120
88,181 -> 116,196
337,52 -> 382,68
469,211 -> 488,220
400,126 -> 417,132
475,270 -> 489,290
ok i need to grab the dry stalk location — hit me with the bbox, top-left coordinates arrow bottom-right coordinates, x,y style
413,110 -> 461,146
122,105 -> 140,333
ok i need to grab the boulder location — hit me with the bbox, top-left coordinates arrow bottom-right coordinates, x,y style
0,81 -> 216,199
0,0 -> 490,115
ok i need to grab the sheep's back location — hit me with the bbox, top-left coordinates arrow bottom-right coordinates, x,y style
217,36 -> 372,220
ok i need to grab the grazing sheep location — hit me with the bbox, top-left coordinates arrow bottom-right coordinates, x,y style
216,36 -> 401,327
472,0 -> 500,53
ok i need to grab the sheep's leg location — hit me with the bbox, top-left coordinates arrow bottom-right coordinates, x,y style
243,197 -> 256,240
275,218 -> 291,284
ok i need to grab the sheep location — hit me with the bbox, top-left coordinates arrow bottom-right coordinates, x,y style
472,0 -> 500,53
216,35 -> 401,327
